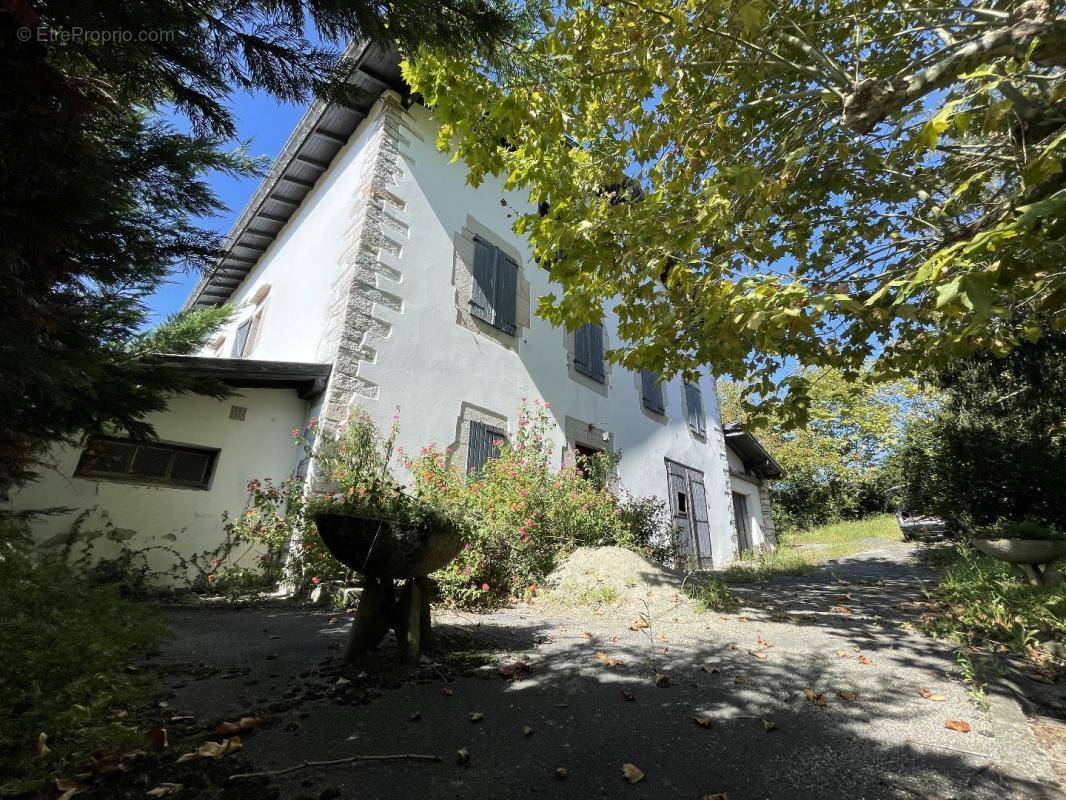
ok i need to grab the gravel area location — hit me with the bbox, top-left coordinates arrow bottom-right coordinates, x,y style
145,543 -> 1061,800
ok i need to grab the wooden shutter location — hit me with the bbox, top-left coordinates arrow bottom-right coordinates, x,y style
231,318 -> 253,358
469,237 -> 497,327
684,381 -> 706,436
641,370 -> 664,413
688,471 -> 713,565
665,460 -> 695,560
467,421 -> 504,474
587,323 -> 605,382
494,252 -> 519,335
574,323 -> 604,382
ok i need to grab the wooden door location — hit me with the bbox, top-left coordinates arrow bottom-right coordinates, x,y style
732,492 -> 752,553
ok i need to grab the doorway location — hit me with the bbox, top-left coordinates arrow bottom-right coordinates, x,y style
732,491 -> 753,554
665,460 -> 712,568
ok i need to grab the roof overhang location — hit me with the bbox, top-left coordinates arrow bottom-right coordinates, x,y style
184,41 -> 406,310
724,425 -> 783,480
153,355 -> 331,399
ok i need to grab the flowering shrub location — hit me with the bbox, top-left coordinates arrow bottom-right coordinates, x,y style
228,409 -> 466,594
408,400 -> 649,607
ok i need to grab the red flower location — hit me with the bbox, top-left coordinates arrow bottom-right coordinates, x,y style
311,576 -> 321,585
481,583 -> 490,592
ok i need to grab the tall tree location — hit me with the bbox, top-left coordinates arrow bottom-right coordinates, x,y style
0,0 -> 525,489
406,0 -> 1066,421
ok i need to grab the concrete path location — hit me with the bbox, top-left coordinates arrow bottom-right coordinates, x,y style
152,543 -> 1062,799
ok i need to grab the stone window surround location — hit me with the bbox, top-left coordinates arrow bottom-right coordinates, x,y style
561,415 -> 618,486
563,323 -> 612,397
452,215 -> 531,353
635,370 -> 668,424
447,402 -> 509,475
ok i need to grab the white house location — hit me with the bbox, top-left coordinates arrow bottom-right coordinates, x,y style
8,42 -> 780,580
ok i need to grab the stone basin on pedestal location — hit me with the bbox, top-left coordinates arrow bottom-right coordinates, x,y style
314,513 -> 463,664
971,538 -> 1066,587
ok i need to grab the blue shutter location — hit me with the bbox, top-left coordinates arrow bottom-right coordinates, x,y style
641,370 -> 664,413
573,324 -> 590,376
494,252 -> 519,335
587,323 -> 605,382
469,237 -> 497,327
685,381 -> 706,436
467,421 -> 505,474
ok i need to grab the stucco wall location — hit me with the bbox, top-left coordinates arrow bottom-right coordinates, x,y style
312,98 -> 738,566
204,113 -> 379,364
7,389 -> 308,583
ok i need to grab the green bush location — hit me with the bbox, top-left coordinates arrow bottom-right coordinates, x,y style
921,546 -> 1066,656
409,400 -> 662,606
0,519 -> 164,794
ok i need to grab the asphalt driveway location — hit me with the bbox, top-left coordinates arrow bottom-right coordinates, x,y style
147,543 -> 1062,800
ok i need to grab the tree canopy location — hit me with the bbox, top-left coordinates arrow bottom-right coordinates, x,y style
405,0 -> 1066,421
0,0 -> 524,489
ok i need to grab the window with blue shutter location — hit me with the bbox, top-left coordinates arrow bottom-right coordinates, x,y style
684,380 -> 707,436
470,236 -> 519,336
574,323 -> 605,383
467,420 -> 506,474
641,370 -> 665,414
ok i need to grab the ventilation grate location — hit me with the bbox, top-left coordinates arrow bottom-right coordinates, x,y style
228,405 -> 248,421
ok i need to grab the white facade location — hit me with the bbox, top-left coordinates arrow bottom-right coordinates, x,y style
11,68 -> 774,576
200,91 -> 747,567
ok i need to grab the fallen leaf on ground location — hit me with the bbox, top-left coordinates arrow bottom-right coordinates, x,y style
837,690 -> 859,702
655,633 -> 669,642
726,643 -> 739,651
857,655 -> 873,665
327,616 -> 337,624
1029,671 -> 1058,684
149,728 -> 168,750
803,689 -> 827,707
629,619 -> 649,631
456,748 -> 470,766
595,652 -> 622,668
750,651 -> 767,660
830,606 -> 853,615
655,674 -> 671,688
918,688 -> 946,701
216,717 -> 262,736
498,661 -> 529,678
733,675 -> 746,684
704,794 -> 729,800
554,767 -> 568,780
523,725 -> 534,737
409,711 -> 421,722
35,732 -> 49,757
582,631 -> 593,639
700,665 -> 720,674
762,718 -> 777,732
739,616 -> 751,622
836,651 -> 850,658
944,719 -> 971,733
469,712 -> 484,723
620,689 -> 635,701
835,594 -> 852,602
756,637 -> 773,648
693,716 -> 713,728
609,635 -> 620,643
442,688 -> 455,696
335,677 -> 351,686
146,784 -> 183,798
178,737 -> 242,764
55,778 -> 88,800
622,763 -> 645,783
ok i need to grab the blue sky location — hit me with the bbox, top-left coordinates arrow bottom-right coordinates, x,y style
145,92 -> 307,326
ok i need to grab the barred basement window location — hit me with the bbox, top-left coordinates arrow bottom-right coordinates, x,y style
467,421 -> 506,475
76,437 -> 219,489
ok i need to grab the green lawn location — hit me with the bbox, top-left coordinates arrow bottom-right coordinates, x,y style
717,514 -> 901,583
